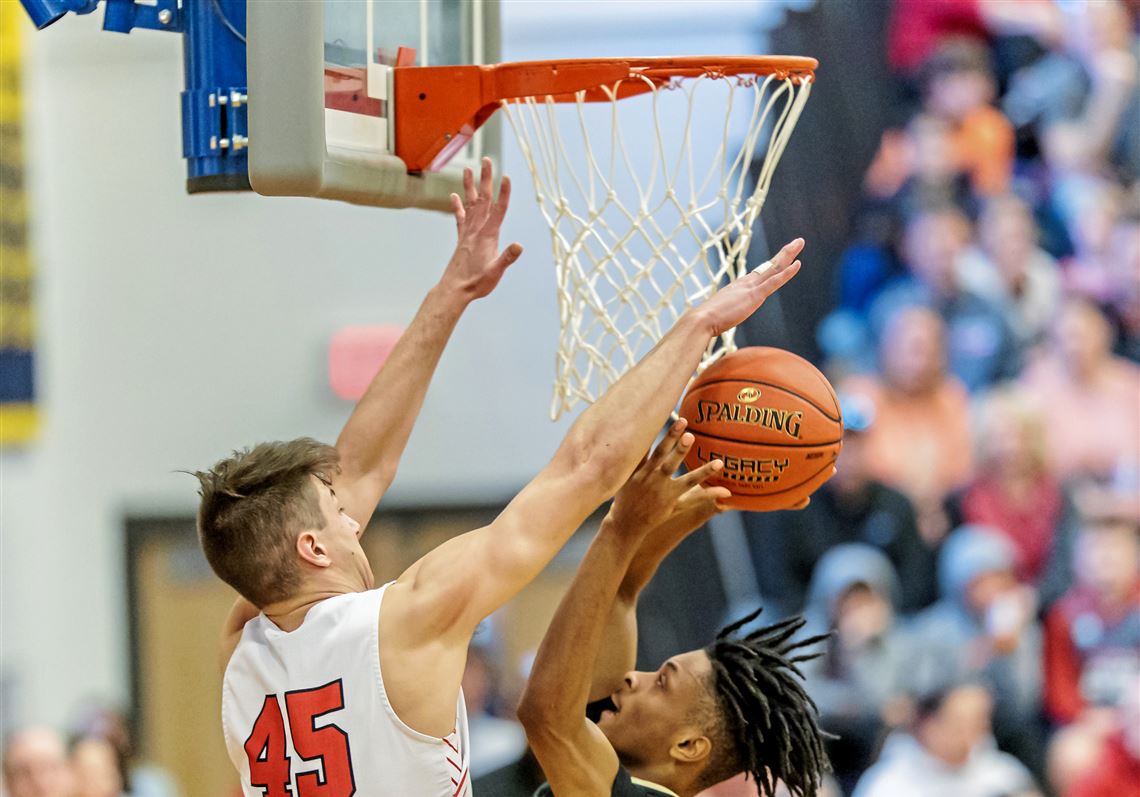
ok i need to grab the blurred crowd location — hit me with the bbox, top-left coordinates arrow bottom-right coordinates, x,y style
2,705 -> 177,797
4,2 -> 1137,797
757,1 -> 1140,795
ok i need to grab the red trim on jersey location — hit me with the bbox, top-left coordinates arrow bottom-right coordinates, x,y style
444,734 -> 466,793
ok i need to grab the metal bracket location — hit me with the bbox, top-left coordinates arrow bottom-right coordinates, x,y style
103,0 -> 183,34
19,0 -> 98,29
182,87 -> 248,158
19,0 -> 249,193
21,0 -> 183,33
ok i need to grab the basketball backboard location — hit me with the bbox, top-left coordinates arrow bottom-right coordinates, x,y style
247,0 -> 500,211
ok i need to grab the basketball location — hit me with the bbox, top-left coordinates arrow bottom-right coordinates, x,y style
679,347 -> 843,511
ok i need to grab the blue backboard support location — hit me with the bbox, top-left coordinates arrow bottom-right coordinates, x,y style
19,0 -> 250,194
181,0 -> 249,193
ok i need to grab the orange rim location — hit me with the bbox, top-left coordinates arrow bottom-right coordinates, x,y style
393,55 -> 817,173
494,55 -> 818,82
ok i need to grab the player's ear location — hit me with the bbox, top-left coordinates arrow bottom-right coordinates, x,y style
296,530 -> 331,567
669,730 -> 711,765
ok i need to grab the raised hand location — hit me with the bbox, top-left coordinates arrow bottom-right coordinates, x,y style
608,418 -> 731,538
697,238 -> 804,336
444,157 -> 523,300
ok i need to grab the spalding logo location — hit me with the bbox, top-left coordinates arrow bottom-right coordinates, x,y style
737,387 -> 762,403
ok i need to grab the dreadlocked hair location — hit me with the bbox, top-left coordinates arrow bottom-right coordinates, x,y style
700,607 -> 833,797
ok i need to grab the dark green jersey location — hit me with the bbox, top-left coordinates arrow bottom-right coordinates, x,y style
533,765 -> 678,797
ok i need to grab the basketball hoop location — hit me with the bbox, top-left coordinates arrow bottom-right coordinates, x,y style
394,56 -> 817,418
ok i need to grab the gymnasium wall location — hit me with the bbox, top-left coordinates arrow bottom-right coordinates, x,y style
0,0 -> 795,731
0,11 -> 564,729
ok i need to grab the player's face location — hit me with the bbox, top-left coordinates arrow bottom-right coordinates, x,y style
597,650 -> 714,768
314,477 -> 374,591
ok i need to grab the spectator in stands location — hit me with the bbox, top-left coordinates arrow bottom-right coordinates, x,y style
946,387 -> 1079,609
886,0 -> 1062,79
69,736 -> 126,797
843,306 -> 974,545
67,703 -> 175,797
1002,0 -> 1139,184
1105,213 -> 1140,363
907,526 -> 1043,769
1046,722 -> 1107,797
919,39 -> 1015,196
1063,684 -> 1140,797
884,114 -> 979,223
746,393 -> 935,617
2,728 -> 72,797
1043,517 -> 1140,727
1058,179 -> 1128,303
852,683 -> 1041,797
868,205 -> 1020,392
854,111 -> 974,305
1020,297 -> 1140,482
959,194 -> 1061,352
836,112 -> 971,334
801,545 -> 915,794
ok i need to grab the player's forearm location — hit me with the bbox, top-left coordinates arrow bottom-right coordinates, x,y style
334,281 -> 469,487
617,509 -> 705,602
560,311 -> 713,495
502,314 -> 714,601
552,240 -> 802,505
504,318 -> 715,648
518,520 -> 646,729
587,595 -> 639,702
587,512 -> 708,699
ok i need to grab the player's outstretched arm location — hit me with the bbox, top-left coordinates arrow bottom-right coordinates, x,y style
377,240 -> 801,734
332,157 -> 522,529
587,422 -> 731,702
405,238 -> 804,630
517,429 -> 725,796
588,456 -> 829,700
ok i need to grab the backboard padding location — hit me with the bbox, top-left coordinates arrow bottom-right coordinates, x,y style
248,0 -> 500,210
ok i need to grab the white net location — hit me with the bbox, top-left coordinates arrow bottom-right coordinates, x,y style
500,65 -> 813,420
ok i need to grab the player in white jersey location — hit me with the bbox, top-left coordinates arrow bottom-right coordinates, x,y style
193,158 -> 806,797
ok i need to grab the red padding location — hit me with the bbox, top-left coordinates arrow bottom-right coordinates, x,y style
328,325 -> 404,401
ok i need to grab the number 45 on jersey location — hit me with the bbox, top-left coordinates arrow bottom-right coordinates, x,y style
245,680 -> 356,796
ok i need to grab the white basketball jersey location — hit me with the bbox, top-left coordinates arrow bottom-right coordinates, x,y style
222,584 -> 472,797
